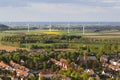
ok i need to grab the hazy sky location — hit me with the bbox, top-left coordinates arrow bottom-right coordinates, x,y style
0,0 -> 120,22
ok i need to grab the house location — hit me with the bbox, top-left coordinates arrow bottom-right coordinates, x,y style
108,64 -> 119,71
0,60 -> 32,80
16,69 -> 29,78
39,70 -> 54,80
100,55 -> 109,63
60,58 -> 69,70
9,60 -> 32,79
102,69 -> 115,78
10,60 -> 30,72
80,53 -> 97,63
84,69 -> 95,75
85,69 -> 100,80
0,61 -> 12,70
80,55 -> 97,64
109,58 -> 120,66
51,58 -> 69,70
100,55 -> 120,71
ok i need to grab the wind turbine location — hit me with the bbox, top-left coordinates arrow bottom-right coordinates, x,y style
82,25 -> 85,35
67,23 -> 70,34
27,24 -> 30,32
49,23 -> 52,32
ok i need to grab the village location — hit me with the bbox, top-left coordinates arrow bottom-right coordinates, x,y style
0,22 -> 120,80
0,0 -> 120,79
0,48 -> 120,80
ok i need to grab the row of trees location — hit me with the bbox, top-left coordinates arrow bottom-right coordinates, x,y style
0,42 -> 120,70
1,34 -> 81,47
1,34 -> 120,51
0,50 -> 81,70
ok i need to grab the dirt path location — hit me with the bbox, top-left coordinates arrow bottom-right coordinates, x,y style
0,45 -> 26,52
84,35 -> 120,38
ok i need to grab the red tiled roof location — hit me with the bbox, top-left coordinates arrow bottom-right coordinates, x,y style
39,71 -> 53,75
108,64 -> 119,71
10,60 -> 29,71
50,58 -> 68,70
60,58 -> 67,63
16,69 -> 29,77
0,61 -> 11,69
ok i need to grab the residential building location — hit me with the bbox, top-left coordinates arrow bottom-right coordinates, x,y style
100,55 -> 109,63
39,70 -> 54,80
51,58 -> 69,70
0,61 -> 12,70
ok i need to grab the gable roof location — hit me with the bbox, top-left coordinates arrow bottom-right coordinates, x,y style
39,70 -> 53,75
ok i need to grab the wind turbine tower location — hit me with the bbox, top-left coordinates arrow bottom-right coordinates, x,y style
82,25 -> 85,35
28,24 -> 30,32
67,23 -> 70,34
49,23 -> 52,32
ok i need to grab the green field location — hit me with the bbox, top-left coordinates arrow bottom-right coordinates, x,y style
0,29 -> 120,50
0,29 -> 100,35
1,29 -> 120,36
1,29 -> 120,39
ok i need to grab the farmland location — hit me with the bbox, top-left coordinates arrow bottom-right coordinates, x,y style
0,25 -> 120,80
0,29 -> 120,52
84,35 -> 120,39
1,29 -> 120,37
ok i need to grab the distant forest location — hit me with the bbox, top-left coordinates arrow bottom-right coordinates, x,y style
1,23 -> 120,32
0,24 -> 9,30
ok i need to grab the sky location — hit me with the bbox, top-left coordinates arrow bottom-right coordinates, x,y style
0,0 -> 120,22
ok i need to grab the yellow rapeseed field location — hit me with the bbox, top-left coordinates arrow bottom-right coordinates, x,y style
43,30 -> 61,35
